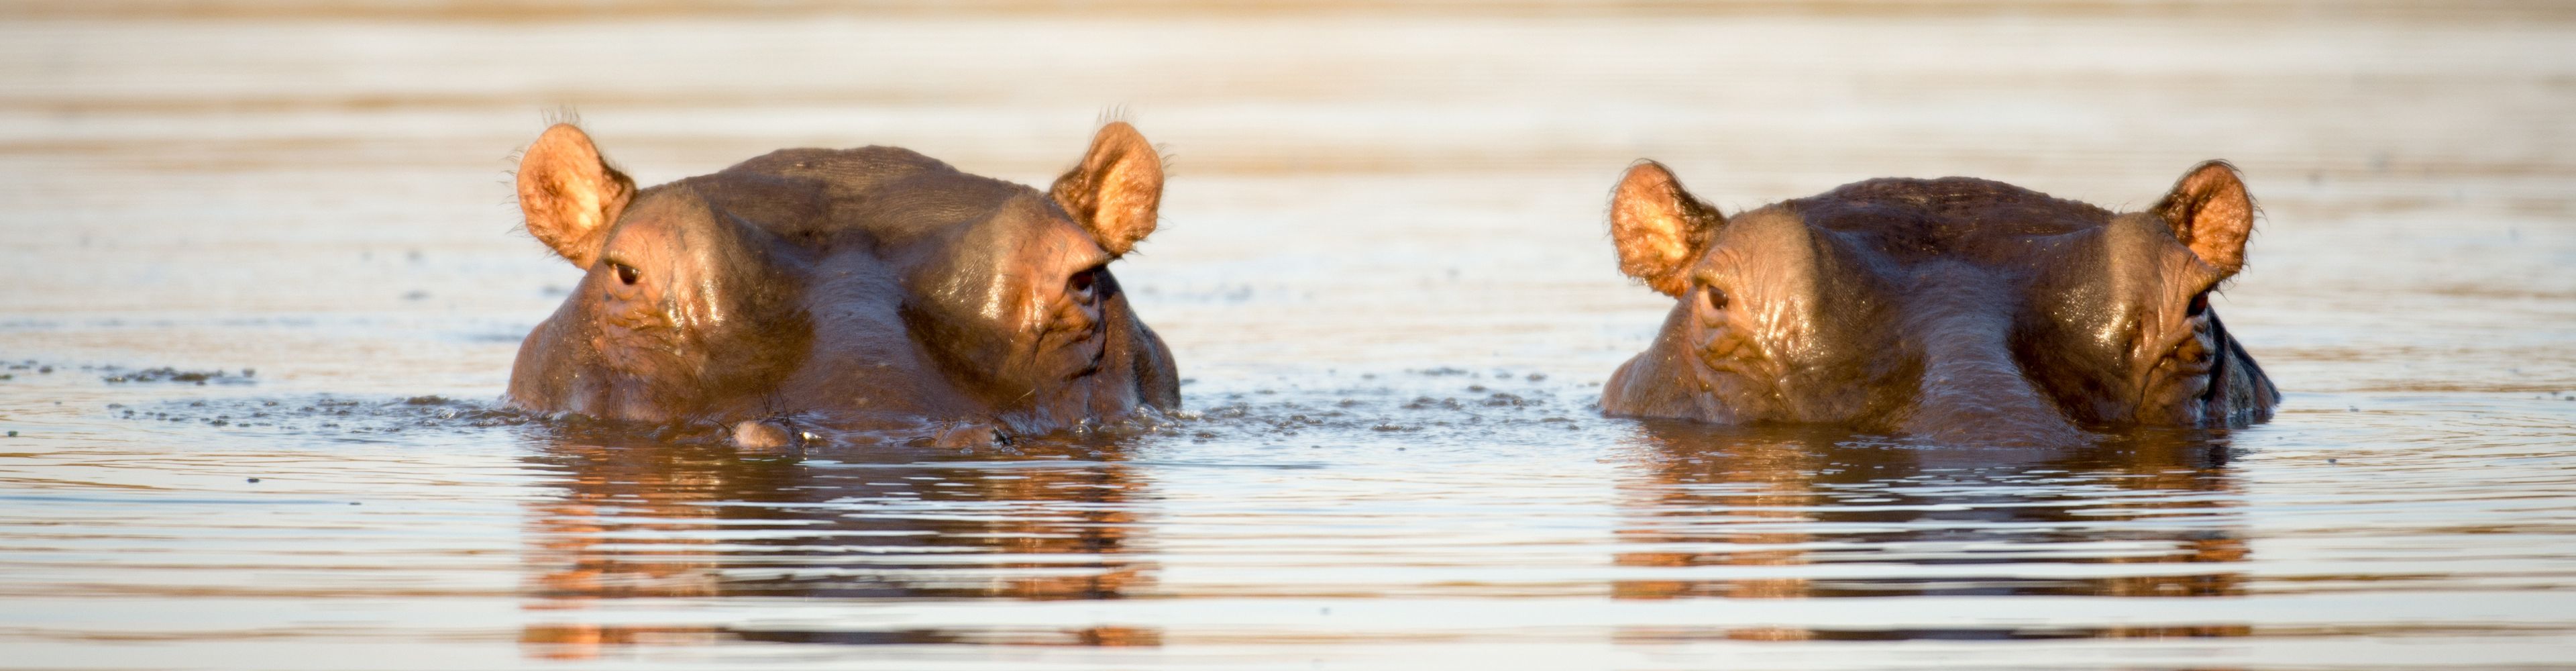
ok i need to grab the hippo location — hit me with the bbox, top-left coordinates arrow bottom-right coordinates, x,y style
1599,160 -> 2279,446
505,121 -> 1179,446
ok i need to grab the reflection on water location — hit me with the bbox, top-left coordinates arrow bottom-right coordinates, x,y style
519,438 -> 1157,656
1613,423 -> 2247,641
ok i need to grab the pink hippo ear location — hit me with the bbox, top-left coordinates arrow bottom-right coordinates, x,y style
517,123 -> 635,268
2153,160 -> 2257,278
1050,121 -> 1164,258
1609,160 -> 1725,297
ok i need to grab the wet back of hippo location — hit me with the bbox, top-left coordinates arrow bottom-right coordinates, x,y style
505,122 -> 1179,445
1601,160 -> 2279,446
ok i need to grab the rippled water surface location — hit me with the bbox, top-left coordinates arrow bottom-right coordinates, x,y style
4,2 -> 2575,669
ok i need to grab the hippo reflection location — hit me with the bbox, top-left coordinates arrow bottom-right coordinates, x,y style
1601,161 -> 2280,446
517,437 -> 1156,655
1611,421 -> 2249,640
505,122 -> 1180,444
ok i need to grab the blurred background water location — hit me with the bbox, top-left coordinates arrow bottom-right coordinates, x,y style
1,1 -> 2573,669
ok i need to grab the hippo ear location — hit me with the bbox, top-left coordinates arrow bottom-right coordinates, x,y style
1609,160 -> 1724,297
1050,121 -> 1163,258
516,123 -> 635,268
2152,160 -> 2256,277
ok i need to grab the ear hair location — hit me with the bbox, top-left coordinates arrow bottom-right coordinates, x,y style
1609,160 -> 1725,297
2152,160 -> 2257,277
1050,121 -> 1164,257
515,123 -> 635,268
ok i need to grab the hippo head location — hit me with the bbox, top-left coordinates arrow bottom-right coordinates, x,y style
1600,160 -> 2279,446
504,122 -> 1179,440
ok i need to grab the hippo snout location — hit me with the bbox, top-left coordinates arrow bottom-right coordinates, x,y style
1893,290 -> 2092,447
1898,348 -> 2092,448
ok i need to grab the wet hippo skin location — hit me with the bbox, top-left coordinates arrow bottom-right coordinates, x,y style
504,121 -> 1179,446
1599,160 -> 2280,446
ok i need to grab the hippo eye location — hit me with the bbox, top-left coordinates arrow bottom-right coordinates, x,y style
609,262 -> 640,286
2186,291 -> 2210,318
1067,266 -> 1102,304
1702,286 -> 1729,312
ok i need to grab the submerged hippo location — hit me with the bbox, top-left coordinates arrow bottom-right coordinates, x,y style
1600,160 -> 2279,446
506,121 -> 1179,444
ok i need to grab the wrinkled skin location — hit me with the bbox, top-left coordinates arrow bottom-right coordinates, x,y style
504,122 -> 1179,444
1600,160 -> 2279,447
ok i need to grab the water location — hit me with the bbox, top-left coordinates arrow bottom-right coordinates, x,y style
5,2 -> 2575,668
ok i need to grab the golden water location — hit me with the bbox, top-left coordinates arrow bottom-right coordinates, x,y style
3,2 -> 2574,668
